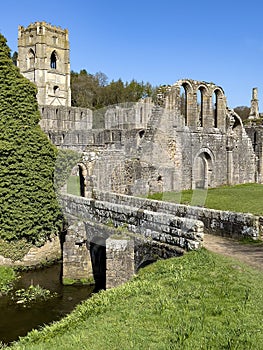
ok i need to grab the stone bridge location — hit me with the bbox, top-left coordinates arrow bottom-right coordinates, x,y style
60,191 -> 261,289
60,193 -> 204,289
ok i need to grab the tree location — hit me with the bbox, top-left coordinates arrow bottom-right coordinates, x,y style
0,33 -> 62,244
70,70 -> 157,110
234,106 -> 250,120
11,51 -> 18,66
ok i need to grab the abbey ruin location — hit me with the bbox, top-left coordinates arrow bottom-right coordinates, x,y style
17,22 -> 263,198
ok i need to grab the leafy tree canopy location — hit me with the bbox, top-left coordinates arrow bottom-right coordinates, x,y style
234,106 -> 250,120
71,70 -> 158,110
0,33 -> 62,245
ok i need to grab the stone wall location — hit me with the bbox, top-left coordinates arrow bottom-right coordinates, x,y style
62,222 -> 94,284
76,91 -> 256,196
245,125 -> 263,183
104,99 -> 153,130
106,237 -> 134,289
62,217 -> 185,288
40,105 -> 93,132
37,79 -> 257,196
93,191 -> 261,239
60,194 -> 204,251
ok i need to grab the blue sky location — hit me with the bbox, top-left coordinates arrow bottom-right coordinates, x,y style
1,0 -> 263,109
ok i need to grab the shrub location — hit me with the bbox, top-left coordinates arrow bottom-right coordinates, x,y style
0,33 -> 62,244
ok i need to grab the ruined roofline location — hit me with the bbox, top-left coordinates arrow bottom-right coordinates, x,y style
18,21 -> 68,36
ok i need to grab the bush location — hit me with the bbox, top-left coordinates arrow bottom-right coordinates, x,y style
0,266 -> 17,295
0,33 -> 62,244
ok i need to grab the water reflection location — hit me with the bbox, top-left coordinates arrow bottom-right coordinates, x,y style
0,263 -> 94,345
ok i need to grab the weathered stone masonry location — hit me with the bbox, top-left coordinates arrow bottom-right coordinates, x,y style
64,80 -> 256,196
93,191 -> 261,239
18,22 -> 71,106
16,22 -> 263,287
60,193 -> 204,287
60,194 -> 204,250
59,190 -> 262,287
17,22 -> 260,196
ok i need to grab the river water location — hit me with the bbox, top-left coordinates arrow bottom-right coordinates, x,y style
0,263 -> 94,345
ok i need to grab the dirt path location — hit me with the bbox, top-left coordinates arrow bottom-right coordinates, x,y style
203,234 -> 263,271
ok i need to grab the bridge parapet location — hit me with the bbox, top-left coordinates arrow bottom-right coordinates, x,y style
60,193 -> 204,288
60,194 -> 204,251
60,191 -> 261,289
92,191 -> 260,239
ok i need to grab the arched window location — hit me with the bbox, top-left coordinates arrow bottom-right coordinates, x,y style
253,132 -> 257,152
212,90 -> 219,128
27,49 -> 35,69
50,51 -> 57,69
197,88 -> 204,127
180,85 -> 188,126
53,85 -> 59,95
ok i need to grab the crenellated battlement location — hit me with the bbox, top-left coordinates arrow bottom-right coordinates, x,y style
19,21 -> 68,37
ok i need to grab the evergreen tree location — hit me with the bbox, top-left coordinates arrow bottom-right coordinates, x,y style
0,33 -> 62,245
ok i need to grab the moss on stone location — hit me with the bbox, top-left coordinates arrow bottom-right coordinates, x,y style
63,276 -> 95,286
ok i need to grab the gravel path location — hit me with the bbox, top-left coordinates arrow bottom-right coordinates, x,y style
203,234 -> 263,271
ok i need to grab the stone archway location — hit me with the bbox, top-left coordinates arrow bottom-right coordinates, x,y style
78,163 -> 88,197
193,150 -> 213,189
78,165 -> 85,197
90,237 -> 106,290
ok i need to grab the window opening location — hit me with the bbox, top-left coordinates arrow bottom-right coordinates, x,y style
50,51 -> 57,69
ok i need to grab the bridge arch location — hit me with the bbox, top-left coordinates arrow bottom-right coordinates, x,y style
90,236 -> 107,290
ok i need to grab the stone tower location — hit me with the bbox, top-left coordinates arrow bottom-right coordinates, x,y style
249,87 -> 259,119
17,21 -> 71,106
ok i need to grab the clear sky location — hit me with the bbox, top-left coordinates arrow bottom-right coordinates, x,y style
1,0 -> 263,110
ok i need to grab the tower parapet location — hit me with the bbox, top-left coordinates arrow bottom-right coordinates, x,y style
17,21 -> 71,106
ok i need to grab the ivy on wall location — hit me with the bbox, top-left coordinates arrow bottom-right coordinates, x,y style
0,34 -> 62,245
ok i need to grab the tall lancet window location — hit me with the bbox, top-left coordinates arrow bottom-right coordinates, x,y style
28,49 -> 35,69
50,51 -> 57,69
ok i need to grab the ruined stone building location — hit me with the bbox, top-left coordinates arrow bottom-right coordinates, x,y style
17,22 -> 263,197
18,22 -> 71,106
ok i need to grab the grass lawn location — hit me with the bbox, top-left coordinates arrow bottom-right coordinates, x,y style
8,249 -> 263,350
66,175 -> 80,196
148,183 -> 263,215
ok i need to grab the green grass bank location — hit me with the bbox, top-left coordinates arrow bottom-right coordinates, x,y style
7,249 -> 263,350
148,183 -> 263,216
